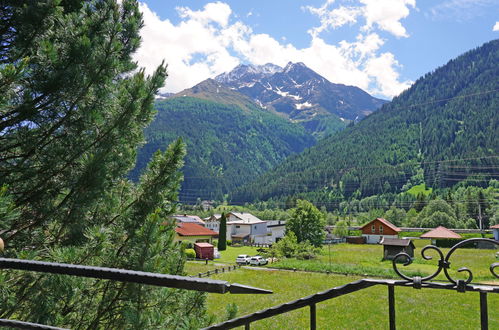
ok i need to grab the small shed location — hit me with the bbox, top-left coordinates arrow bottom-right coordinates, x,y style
491,224 -> 499,241
194,242 -> 214,260
420,226 -> 461,245
380,237 -> 415,260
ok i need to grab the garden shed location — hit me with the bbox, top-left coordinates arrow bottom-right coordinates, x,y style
380,237 -> 415,260
194,242 -> 214,260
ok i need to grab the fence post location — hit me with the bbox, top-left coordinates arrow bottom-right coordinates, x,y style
388,285 -> 396,330
310,303 -> 316,330
480,292 -> 488,330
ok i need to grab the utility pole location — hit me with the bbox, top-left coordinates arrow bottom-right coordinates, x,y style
478,201 -> 483,231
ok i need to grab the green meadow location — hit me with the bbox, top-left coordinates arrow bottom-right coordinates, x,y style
186,243 -> 499,328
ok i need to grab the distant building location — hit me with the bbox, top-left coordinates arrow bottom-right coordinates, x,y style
360,218 -> 400,244
491,224 -> 499,241
174,222 -> 218,244
171,214 -> 205,226
226,212 -> 268,244
204,214 -> 222,233
380,237 -> 415,260
420,226 -> 461,245
265,220 -> 286,244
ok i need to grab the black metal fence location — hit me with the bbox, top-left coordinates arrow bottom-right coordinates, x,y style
0,238 -> 497,329
205,238 -> 499,330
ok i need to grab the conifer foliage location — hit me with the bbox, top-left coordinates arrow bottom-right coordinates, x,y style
0,1 -> 207,328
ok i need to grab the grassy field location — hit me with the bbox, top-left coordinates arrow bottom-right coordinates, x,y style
189,243 -> 498,328
406,183 -> 433,196
273,242 -> 499,283
205,268 -> 499,329
186,243 -> 498,283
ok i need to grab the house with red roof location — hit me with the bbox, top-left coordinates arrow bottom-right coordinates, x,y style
360,218 -> 401,244
174,222 -> 218,244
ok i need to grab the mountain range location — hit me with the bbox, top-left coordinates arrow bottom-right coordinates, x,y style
131,62 -> 387,202
232,39 -> 499,205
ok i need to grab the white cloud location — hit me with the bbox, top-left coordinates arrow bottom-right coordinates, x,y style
306,0 -> 416,38
134,1 -> 413,99
360,0 -> 415,38
428,0 -> 497,22
494,22 -> 499,31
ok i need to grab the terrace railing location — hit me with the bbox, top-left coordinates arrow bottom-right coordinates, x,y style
0,238 -> 497,329
206,238 -> 498,330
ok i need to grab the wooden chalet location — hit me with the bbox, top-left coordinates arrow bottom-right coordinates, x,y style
360,218 -> 401,244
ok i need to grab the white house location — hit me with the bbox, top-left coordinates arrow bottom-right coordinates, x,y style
226,212 -> 268,244
204,214 -> 221,233
265,220 -> 286,244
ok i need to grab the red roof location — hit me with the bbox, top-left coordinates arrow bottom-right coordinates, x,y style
490,224 -> 499,229
360,218 -> 401,232
175,223 -> 218,236
420,226 -> 461,239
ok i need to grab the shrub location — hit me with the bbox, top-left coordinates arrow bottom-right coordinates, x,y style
226,240 -> 232,246
182,241 -> 193,249
185,249 -> 196,259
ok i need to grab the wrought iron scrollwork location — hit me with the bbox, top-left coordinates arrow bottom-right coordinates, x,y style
392,238 -> 499,290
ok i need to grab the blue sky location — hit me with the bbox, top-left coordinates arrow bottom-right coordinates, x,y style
134,0 -> 499,99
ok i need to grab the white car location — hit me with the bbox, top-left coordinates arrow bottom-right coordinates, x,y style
236,254 -> 251,265
249,256 -> 268,266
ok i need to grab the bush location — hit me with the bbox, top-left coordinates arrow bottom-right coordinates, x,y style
181,241 -> 193,249
185,249 -> 196,259
226,240 -> 232,246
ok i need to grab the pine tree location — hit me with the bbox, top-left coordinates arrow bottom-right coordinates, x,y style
0,1 -> 207,328
218,213 -> 227,251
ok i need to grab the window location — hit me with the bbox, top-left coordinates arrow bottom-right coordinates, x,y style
371,225 -> 375,233
254,225 -> 257,229
236,225 -> 240,228
379,225 -> 383,234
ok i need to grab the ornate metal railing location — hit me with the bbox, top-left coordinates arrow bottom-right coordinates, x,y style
0,238 -> 497,329
206,238 -> 498,330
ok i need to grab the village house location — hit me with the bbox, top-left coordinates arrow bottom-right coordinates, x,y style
204,214 -> 221,233
171,214 -> 205,226
226,212 -> 268,244
265,220 -> 286,244
420,226 -> 461,245
360,218 -> 401,244
380,237 -> 415,260
174,222 -> 218,244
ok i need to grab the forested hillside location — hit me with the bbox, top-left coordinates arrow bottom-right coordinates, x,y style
132,97 -> 315,202
233,39 -> 499,205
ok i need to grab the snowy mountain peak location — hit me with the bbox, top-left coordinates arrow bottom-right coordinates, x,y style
283,62 -> 307,73
215,63 -> 282,85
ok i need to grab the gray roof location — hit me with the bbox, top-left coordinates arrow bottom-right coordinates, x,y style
380,237 -> 414,247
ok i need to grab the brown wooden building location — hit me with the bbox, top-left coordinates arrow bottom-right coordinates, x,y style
360,218 -> 401,244
380,237 -> 415,260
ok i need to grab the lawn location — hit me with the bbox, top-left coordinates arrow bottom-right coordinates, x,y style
271,242 -> 499,283
205,268 -> 499,329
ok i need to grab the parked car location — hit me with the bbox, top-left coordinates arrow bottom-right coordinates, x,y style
236,254 -> 251,265
249,256 -> 268,266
